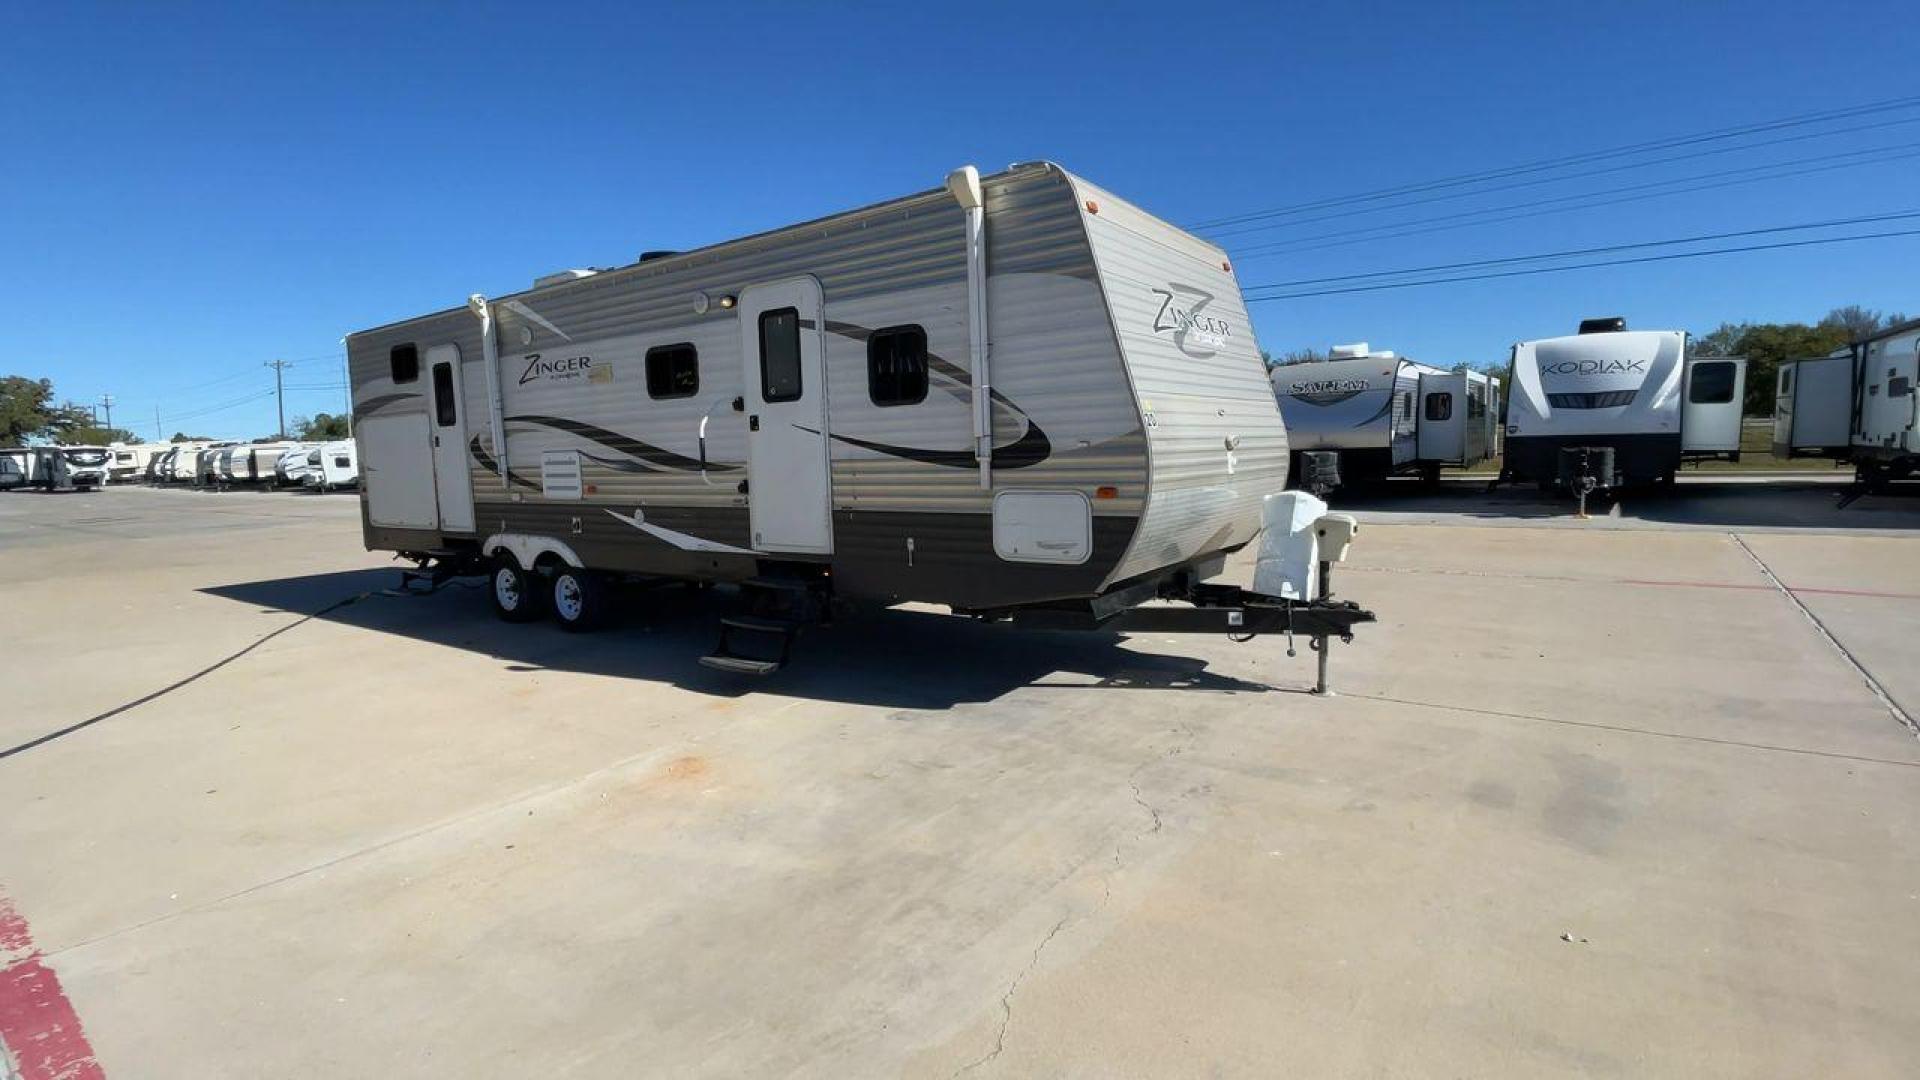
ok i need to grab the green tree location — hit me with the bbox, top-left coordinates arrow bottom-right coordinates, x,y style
1818,305 -> 1908,340
170,431 -> 215,442
64,425 -> 140,446
293,412 -> 351,440
1269,348 -> 1328,367
1728,323 -> 1850,416
0,377 -> 96,446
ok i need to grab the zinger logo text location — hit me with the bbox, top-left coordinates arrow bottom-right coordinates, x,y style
1151,284 -> 1232,358
518,353 -> 596,385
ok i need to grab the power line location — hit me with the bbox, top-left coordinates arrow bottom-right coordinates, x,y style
1243,209 -> 1920,293
1216,136 -> 1920,244
1244,227 -> 1920,302
1228,143 -> 1920,260
1192,93 -> 1920,230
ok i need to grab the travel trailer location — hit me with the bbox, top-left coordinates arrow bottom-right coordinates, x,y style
275,444 -> 315,486
196,446 -> 226,486
244,442 -> 300,485
31,446 -> 110,491
1501,319 -> 1746,490
1772,318 -> 1920,483
346,162 -> 1373,677
0,448 -> 28,491
314,440 -> 358,490
1271,343 -> 1500,488
108,443 -> 171,483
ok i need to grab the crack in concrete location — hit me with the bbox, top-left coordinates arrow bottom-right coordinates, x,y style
951,722 -> 1200,1077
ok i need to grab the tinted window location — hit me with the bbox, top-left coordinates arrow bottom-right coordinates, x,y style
868,325 -> 928,407
1424,393 -> 1452,422
432,362 -> 458,426
758,307 -> 802,403
1468,387 -> 1486,418
1689,361 -> 1735,404
1891,376 -> 1913,398
1780,367 -> 1794,394
390,343 -> 419,384
646,344 -> 699,399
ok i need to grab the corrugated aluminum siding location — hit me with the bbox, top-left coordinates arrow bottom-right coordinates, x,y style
347,164 -> 1145,537
1068,176 -> 1289,584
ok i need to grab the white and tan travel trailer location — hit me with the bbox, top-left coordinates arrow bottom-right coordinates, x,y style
195,445 -> 227,485
31,446 -> 110,491
347,163 -> 1373,676
1502,319 -> 1746,490
315,440 -> 358,490
1271,344 -> 1499,488
274,444 -> 314,486
165,443 -> 208,482
1772,318 -> 1920,483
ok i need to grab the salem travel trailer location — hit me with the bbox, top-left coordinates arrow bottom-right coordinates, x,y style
347,163 -> 1373,678
1271,343 -> 1499,488
315,440 -> 358,490
1502,320 -> 1745,490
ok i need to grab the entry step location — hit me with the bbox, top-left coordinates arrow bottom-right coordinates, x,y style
697,654 -> 782,676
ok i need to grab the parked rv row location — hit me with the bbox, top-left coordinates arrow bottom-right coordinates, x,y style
0,441 -> 359,493
1272,318 -> 1751,493
1772,316 -> 1920,485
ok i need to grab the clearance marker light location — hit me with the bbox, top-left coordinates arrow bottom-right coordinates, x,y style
1085,200 -> 1099,214
1095,486 -> 1119,499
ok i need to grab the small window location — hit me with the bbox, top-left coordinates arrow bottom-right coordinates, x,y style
1891,376 -> 1913,398
1689,361 -> 1736,404
646,343 -> 699,399
758,307 -> 803,403
1424,393 -> 1453,422
867,325 -> 928,406
431,362 -> 458,427
334,455 -> 350,468
1398,391 -> 1412,419
390,343 -> 419,384
1468,387 -> 1486,418
1780,367 -> 1794,394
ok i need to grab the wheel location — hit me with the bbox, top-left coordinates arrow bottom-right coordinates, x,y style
550,566 -> 613,632
490,557 -> 546,623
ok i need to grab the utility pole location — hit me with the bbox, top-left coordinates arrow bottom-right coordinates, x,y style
341,352 -> 353,438
265,359 -> 292,439
155,404 -> 163,442
99,394 -> 114,432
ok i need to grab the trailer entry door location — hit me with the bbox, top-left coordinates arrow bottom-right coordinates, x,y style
427,344 -> 476,533
739,277 -> 833,554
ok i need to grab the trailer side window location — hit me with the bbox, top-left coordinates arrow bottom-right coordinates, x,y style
1689,361 -> 1736,404
646,344 -> 699,399
390,343 -> 419,384
758,308 -> 803,403
1891,376 -> 1913,398
1424,393 -> 1452,421
431,362 -> 458,426
867,325 -> 928,407
1780,367 -> 1793,394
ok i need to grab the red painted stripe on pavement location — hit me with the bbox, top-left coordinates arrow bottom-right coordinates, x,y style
0,892 -> 105,1080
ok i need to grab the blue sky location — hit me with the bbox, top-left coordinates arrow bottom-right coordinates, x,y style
4,1 -> 1916,439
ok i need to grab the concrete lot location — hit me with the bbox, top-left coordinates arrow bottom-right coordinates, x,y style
1,482 -> 1917,1078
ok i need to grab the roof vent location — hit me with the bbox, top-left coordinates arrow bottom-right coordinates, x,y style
639,250 -> 680,263
533,268 -> 597,289
1329,342 -> 1370,359
1578,316 -> 1627,334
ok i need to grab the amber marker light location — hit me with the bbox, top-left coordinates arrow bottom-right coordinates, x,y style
1095,486 -> 1119,499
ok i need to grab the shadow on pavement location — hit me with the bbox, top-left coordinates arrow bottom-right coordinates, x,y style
201,569 -> 1274,709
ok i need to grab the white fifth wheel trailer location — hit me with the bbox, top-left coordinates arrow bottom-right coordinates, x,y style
347,162 -> 1375,679
1502,318 -> 1746,490
1772,318 -> 1920,484
1271,343 -> 1499,488
313,440 -> 359,490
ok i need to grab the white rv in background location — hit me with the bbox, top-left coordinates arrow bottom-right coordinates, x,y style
1271,343 -> 1499,487
274,444 -> 315,486
1772,317 -> 1920,482
0,448 -> 29,491
1502,318 -> 1746,490
31,446 -> 110,491
314,440 -> 358,490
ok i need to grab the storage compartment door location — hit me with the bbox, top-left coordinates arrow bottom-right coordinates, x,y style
1681,358 -> 1745,452
362,414 -> 438,530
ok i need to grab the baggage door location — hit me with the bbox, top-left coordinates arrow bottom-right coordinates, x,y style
739,277 -> 833,554
427,344 -> 476,533
1681,357 -> 1746,453
1417,372 -> 1465,463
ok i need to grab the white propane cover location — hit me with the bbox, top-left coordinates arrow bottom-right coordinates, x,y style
1253,491 -> 1329,600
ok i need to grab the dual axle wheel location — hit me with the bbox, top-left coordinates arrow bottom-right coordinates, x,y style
489,557 -> 612,631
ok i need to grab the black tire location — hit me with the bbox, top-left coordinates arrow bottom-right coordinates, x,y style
550,566 -> 613,632
490,557 -> 546,623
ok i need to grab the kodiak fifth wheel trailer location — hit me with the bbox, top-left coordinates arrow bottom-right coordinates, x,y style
347,163 -> 1373,679
1501,318 -> 1746,492
1271,343 -> 1500,489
